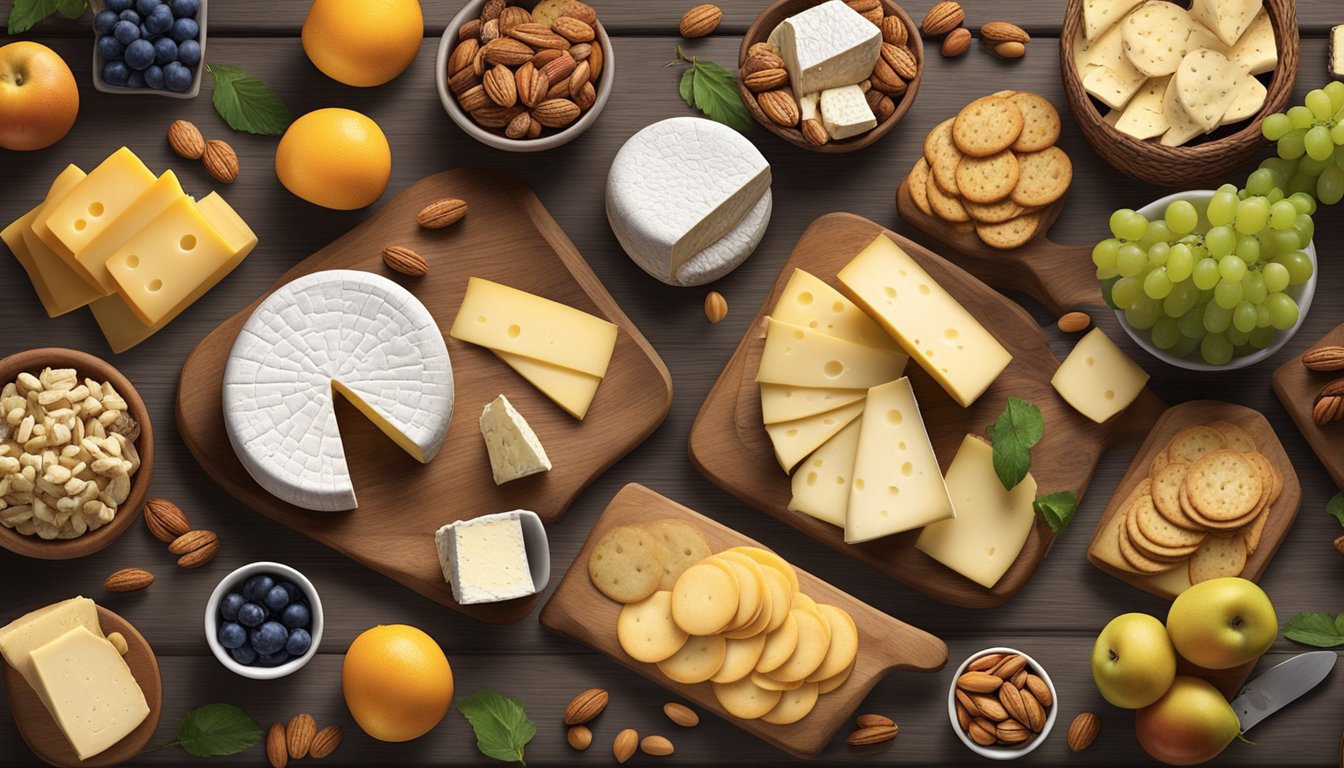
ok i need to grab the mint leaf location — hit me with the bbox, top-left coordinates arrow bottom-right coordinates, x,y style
1328,493 -> 1344,527
1034,491 -> 1078,533
669,46 -> 752,133
987,396 -> 1044,490
1282,612 -> 1344,648
458,689 -> 535,766
207,64 -> 292,136
175,703 -> 263,757
8,0 -> 62,33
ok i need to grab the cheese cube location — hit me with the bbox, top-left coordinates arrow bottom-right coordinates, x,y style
771,269 -> 901,351
68,171 -> 186,293
789,417 -> 861,528
837,235 -> 1012,408
761,384 -> 865,425
1189,0 -> 1262,47
1082,0 -> 1143,42
916,435 -> 1037,589
1,166 -> 105,317
1228,11 -> 1275,75
844,378 -> 953,543
755,317 -> 908,390
435,511 -> 537,605
819,84 -> 877,140
0,597 -> 103,693
479,394 -> 551,484
1051,328 -> 1150,423
764,398 -> 864,473
494,351 -> 602,421
768,0 -> 881,96
37,147 -> 156,260
29,625 -> 149,760
1331,24 -> 1343,78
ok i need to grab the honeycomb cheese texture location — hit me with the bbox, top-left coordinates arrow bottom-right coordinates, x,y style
1051,328 -> 1150,424
0,166 -> 103,317
435,511 -> 536,605
30,625 -> 150,760
837,234 -> 1012,408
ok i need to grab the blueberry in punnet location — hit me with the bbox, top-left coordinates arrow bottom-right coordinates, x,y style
153,37 -> 177,65
113,19 -> 140,44
170,17 -> 198,43
106,0 -> 132,11
237,602 -> 266,627
126,70 -> 145,87
146,4 -> 174,34
94,10 -> 119,33
264,584 -> 290,612
144,64 -> 164,88
281,602 -> 310,629
219,592 -> 246,621
164,61 -> 193,91
254,651 -> 291,668
102,61 -> 130,86
285,628 -> 312,657
125,39 -> 155,70
98,36 -> 125,61
135,0 -> 159,16
250,621 -> 288,656
229,645 -> 258,665
278,581 -> 300,601
243,574 -> 274,601
218,621 -> 246,649
117,9 -> 140,24
170,0 -> 198,18
177,39 -> 201,66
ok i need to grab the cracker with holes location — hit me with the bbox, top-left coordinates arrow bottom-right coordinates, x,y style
589,524 -> 665,603
952,96 -> 1024,157
1010,147 -> 1073,208
956,151 -> 1019,204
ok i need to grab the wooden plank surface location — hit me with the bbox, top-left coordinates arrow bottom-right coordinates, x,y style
1,4 -> 1343,765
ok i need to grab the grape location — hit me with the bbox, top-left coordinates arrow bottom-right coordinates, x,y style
1192,258 -> 1221,290
1218,254 -> 1247,282
1261,112 -> 1292,141
1097,266 -> 1120,280
1177,307 -> 1207,339
1172,335 -> 1201,358
1269,228 -> 1301,255
1288,192 -> 1316,215
1287,106 -> 1315,130
1259,157 -> 1299,182
1318,164 -> 1344,205
1327,81 -> 1344,110
1306,89 -> 1334,120
1166,243 -> 1194,282
1245,168 -> 1278,196
1214,278 -> 1243,310
1287,172 -> 1317,196
1205,225 -> 1235,257
1203,301 -> 1232,333
1144,268 -> 1174,299
1111,276 -> 1143,308
1265,292 -> 1299,330
1232,302 -> 1258,334
1151,317 -> 1182,349
1092,238 -> 1121,270
1249,326 -> 1276,349
1125,296 -> 1163,330
1269,199 -> 1298,230
1234,236 -> 1260,264
1141,220 -> 1173,248
1201,333 -> 1234,365
1109,209 -> 1137,239
1262,262 -> 1290,292
1305,125 -> 1335,161
1227,326 -> 1250,348
1162,200 -> 1197,235
1164,280 -> 1201,317
1300,154 -> 1331,176
1255,304 -> 1273,328
1266,187 -> 1284,204
1294,213 -> 1314,244
1234,197 -> 1269,234
1242,271 -> 1267,304
1206,191 -> 1239,226
1332,120 -> 1344,146
1147,241 -> 1170,268
1275,250 -> 1314,285
1278,130 -> 1307,159
1117,243 -> 1147,277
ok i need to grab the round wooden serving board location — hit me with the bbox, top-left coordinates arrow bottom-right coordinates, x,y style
1,606 -> 162,768
689,213 -> 1166,608
1273,323 -> 1344,490
176,169 -> 672,624
538,483 -> 947,759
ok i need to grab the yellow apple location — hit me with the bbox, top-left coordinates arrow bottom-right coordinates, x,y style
1091,612 -> 1177,709
0,42 -> 79,151
1136,676 -> 1240,765
1166,577 -> 1276,670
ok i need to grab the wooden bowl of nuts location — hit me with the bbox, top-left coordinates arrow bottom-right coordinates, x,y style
739,0 -> 921,153
0,348 -> 153,560
947,647 -> 1057,759
437,0 -> 614,152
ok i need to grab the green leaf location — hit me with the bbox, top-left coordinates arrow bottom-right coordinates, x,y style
207,64 -> 292,136
1328,493 -> 1344,527
55,0 -> 87,19
679,67 -> 695,108
1034,491 -> 1079,533
1282,611 -> 1344,648
987,396 -> 1044,490
457,689 -> 535,766
175,703 -> 264,757
7,0 -> 62,34
670,48 -> 752,133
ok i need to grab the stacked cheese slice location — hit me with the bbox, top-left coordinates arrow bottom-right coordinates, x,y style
0,148 -> 257,353
450,277 -> 618,420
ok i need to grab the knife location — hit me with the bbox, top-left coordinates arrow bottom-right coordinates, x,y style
1232,651 -> 1337,732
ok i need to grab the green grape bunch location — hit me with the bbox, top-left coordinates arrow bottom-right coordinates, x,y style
1260,81 -> 1344,205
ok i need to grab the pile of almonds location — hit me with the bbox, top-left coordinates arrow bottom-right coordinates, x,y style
953,652 -> 1051,749
562,688 -> 687,762
446,0 -> 605,140
167,119 -> 239,184
920,1 -> 1030,60
267,714 -> 342,767
1302,345 -> 1344,425
143,497 -> 219,569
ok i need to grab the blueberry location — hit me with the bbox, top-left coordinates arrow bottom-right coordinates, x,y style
285,628 -> 312,657
135,0 -> 159,16
106,0 -> 132,10
263,585 -> 290,612
94,10 -> 119,33
243,574 -> 275,602
97,35 -> 125,61
254,651 -> 291,668
229,644 -> 258,665
169,17 -> 198,43
237,602 -> 266,627
171,0 -> 198,18
146,4 -> 173,34
117,9 -> 140,24
250,621 -> 288,656
280,602 -> 310,629
217,621 -> 246,649
164,61 -> 193,92
101,61 -> 130,86
144,64 -> 164,88
219,592 -> 246,621
126,70 -> 145,87
113,19 -> 140,44
176,39 -> 201,66
124,39 -> 154,70
153,37 -> 177,64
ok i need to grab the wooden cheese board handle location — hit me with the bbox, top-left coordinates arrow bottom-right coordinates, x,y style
869,620 -> 949,674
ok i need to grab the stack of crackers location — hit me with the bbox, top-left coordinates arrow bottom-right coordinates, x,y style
588,522 -> 858,726
1110,421 -> 1282,583
906,92 -> 1073,250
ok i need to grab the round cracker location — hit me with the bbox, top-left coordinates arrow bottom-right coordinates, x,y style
759,566 -> 793,634
1135,491 -> 1206,550
1009,146 -> 1072,208
908,157 -> 933,217
1152,462 -> 1202,529
657,634 -> 727,684
963,197 -> 1025,224
588,525 -> 664,603
761,682 -> 820,725
756,612 -> 800,674
618,591 -> 689,663
1186,450 -> 1263,521
1008,92 -> 1062,152
1150,449 -> 1171,478
1242,505 -> 1272,555
1179,481 -> 1259,530
956,150 -> 1019,204
952,96 -> 1024,157
1167,426 -> 1226,464
1117,505 -> 1180,574
789,593 -> 830,642
1188,534 -> 1248,584
808,604 -> 858,682
976,212 -> 1040,250
769,608 -> 832,683
817,659 -> 855,694
1125,495 -> 1199,559
715,553 -> 772,639
726,546 -> 799,595
671,561 -> 740,636
710,634 -> 768,684
712,676 -> 782,720
927,174 -> 971,222
1208,421 -> 1257,452
708,555 -> 765,634
751,671 -> 805,691
646,519 -> 712,591
924,118 -> 962,195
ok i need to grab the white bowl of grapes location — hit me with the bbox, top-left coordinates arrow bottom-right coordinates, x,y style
1092,184 -> 1317,371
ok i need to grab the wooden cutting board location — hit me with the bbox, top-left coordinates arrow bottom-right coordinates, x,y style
538,483 -> 948,759
1273,323 -> 1344,490
896,178 -> 1100,315
177,170 -> 672,624
689,213 -> 1166,608
2,606 -> 162,768
1086,401 -> 1302,600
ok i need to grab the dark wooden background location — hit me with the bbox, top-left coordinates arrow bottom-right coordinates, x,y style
1,2 -> 1342,765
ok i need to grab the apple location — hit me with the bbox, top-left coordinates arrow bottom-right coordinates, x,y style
0,42 -> 79,151
1092,612 -> 1178,709
1136,676 -> 1241,765
1167,577 -> 1276,670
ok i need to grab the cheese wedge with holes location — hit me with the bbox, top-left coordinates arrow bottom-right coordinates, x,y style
771,269 -> 900,351
1083,63 -> 1148,110
1189,0 -> 1262,47
765,399 -> 865,473
844,378 -> 953,543
29,625 -> 149,760
789,418 -> 861,528
768,0 -> 881,96
1174,49 -> 1240,132
494,351 -> 602,420
2,166 -> 106,317
916,435 -> 1037,589
1051,328 -> 1149,423
1230,10 -> 1277,75
1083,0 -> 1143,42
68,171 -> 186,293
37,147 -> 156,261
837,234 -> 1011,408
755,317 -> 907,390
761,384 -> 866,424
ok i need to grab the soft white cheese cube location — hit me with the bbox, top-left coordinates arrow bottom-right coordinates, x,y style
479,394 -> 551,485
1332,24 -> 1344,77
435,511 -> 536,605
819,85 -> 877,140
768,0 -> 881,96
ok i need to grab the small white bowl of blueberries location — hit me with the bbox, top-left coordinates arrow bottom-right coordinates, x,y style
91,0 -> 206,97
205,562 -> 323,680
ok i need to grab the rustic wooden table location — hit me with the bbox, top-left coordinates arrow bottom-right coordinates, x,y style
1,2 -> 1342,765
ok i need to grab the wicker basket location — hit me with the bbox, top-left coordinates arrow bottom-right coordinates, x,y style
1060,0 -> 1299,187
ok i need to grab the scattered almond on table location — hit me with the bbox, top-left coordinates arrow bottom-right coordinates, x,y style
169,529 -> 219,569
143,497 -> 190,542
679,3 -> 722,38
704,291 -> 728,323
166,119 -> 205,160
941,27 -> 971,57
613,728 -> 638,764
640,734 -> 675,756
103,567 -> 154,592
382,246 -> 430,277
203,139 -> 240,184
1067,711 -> 1100,751
416,198 -> 469,229
1057,311 -> 1091,333
920,1 -> 964,35
563,687 -> 609,725
265,714 -> 341,766
980,20 -> 1030,59
566,724 -> 592,750
663,701 -> 699,727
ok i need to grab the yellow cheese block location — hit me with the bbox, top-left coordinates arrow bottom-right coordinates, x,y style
755,317 -> 907,390
837,235 -> 1012,408
788,418 -> 862,528
451,277 -> 618,378
37,147 -> 156,260
770,268 -> 901,351
494,351 -> 602,420
2,166 -> 106,317
760,384 -> 866,424
764,398 -> 865,473
30,625 -> 150,761
1051,328 -> 1150,423
0,597 -> 103,694
68,171 -> 186,293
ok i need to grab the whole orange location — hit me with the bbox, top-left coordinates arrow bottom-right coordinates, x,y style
301,0 -> 423,87
0,42 -> 79,151
342,624 -> 454,742
275,108 -> 391,210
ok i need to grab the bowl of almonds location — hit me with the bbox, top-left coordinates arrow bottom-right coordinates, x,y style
437,0 -> 614,151
739,0 -> 921,152
947,647 -> 1057,759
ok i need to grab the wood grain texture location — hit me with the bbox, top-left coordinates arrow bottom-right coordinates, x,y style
175,170 -> 671,623
1274,324 -> 1344,490
689,213 -> 1166,607
1,606 -> 161,767
538,483 -> 947,758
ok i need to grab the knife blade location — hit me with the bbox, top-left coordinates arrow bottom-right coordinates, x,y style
1232,651 -> 1336,732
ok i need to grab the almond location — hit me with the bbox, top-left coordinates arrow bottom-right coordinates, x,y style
107,631 -> 129,655
104,567 -> 154,592
1305,346 -> 1344,372
563,688 -> 609,725
640,735 -> 674,756
449,65 -> 481,95
955,688 -> 981,717
416,198 -> 468,229
540,51 -> 577,84
991,41 -> 1027,59
286,714 -> 316,759
967,653 -> 1004,673
758,89 -> 799,126
587,40 -> 604,78
997,718 -> 1031,744
968,717 -> 997,746
704,291 -> 728,323
532,98 -> 581,128
955,701 -> 971,730
484,64 -> 518,107
1322,377 -> 1344,397
802,118 -> 828,146
569,42 -> 592,61
567,725 -> 592,750
499,5 -> 531,35
664,702 -> 699,727
506,111 -> 533,139
203,140 -> 239,184
567,61 -> 591,97
740,50 -> 785,77
458,18 -> 481,41
266,723 -> 287,768
856,714 -> 895,729
921,1 -> 964,35
552,15 -> 594,43
482,37 -> 535,67
1067,712 -> 1100,752
572,81 -> 597,110
479,107 -> 524,130
448,38 -> 480,75
957,671 -> 1003,693
881,43 -> 918,80
613,728 -> 638,764
167,120 -> 205,160
309,725 -> 342,759
382,246 -> 429,276
881,15 -> 908,45
941,27 -> 971,57
867,91 -> 896,121
527,119 -> 542,138
545,77 -> 571,100
560,1 -> 598,25
680,4 -> 722,37
745,67 -> 789,92
845,0 -> 880,13
981,20 -> 1030,44
480,18 -> 500,44
870,58 -> 907,95
972,694 -> 1008,722
847,724 -> 898,746
480,0 -> 505,23
144,498 -> 190,542
509,22 -> 570,50
748,41 -> 779,59
1057,311 -> 1091,333
516,62 -> 550,107
1020,687 -> 1046,732
1313,395 -> 1344,425
169,529 -> 217,555
1024,674 -> 1053,708
1011,668 -> 1028,689
177,540 -> 218,569
1334,534 -> 1344,555
459,84 -> 491,112
998,683 -> 1028,724
991,653 -> 1028,680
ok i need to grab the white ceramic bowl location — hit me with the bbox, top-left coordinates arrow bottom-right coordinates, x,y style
90,0 -> 207,98
435,0 -> 614,152
204,561 -> 323,680
1114,189 -> 1318,372
947,647 -> 1058,760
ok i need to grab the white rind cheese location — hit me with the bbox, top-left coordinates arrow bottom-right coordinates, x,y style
436,511 -> 536,605
674,190 -> 773,287
606,117 -> 771,286
479,394 -> 551,485
768,0 -> 881,97
223,270 -> 454,512
819,85 -> 877,140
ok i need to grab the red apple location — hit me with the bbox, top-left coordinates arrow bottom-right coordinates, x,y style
0,41 -> 79,151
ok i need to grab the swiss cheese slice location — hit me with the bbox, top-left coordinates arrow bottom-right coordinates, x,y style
69,171 -> 186,293
770,269 -> 901,351
37,147 -> 156,260
789,418 -> 861,528
755,317 -> 907,390
2,166 -> 105,317
1051,328 -> 1150,424
761,384 -> 866,425
494,351 -> 602,420
765,399 -> 865,473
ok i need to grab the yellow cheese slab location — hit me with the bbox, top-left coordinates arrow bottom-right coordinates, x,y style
450,277 -> 618,378
1051,328 -> 1150,423
764,399 -> 864,473
70,171 -> 186,293
837,235 -> 1012,408
494,351 -> 602,420
0,597 -> 102,693
2,166 -> 106,317
30,625 -> 149,761
916,435 -> 1037,589
761,384 -> 866,425
755,317 -> 907,390
788,418 -> 862,528
771,269 -> 901,351
844,378 -> 953,543
38,147 -> 156,259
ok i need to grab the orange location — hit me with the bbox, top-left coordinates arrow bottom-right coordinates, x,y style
302,0 -> 423,87
342,624 -> 454,742
275,108 -> 391,210
0,42 -> 79,151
